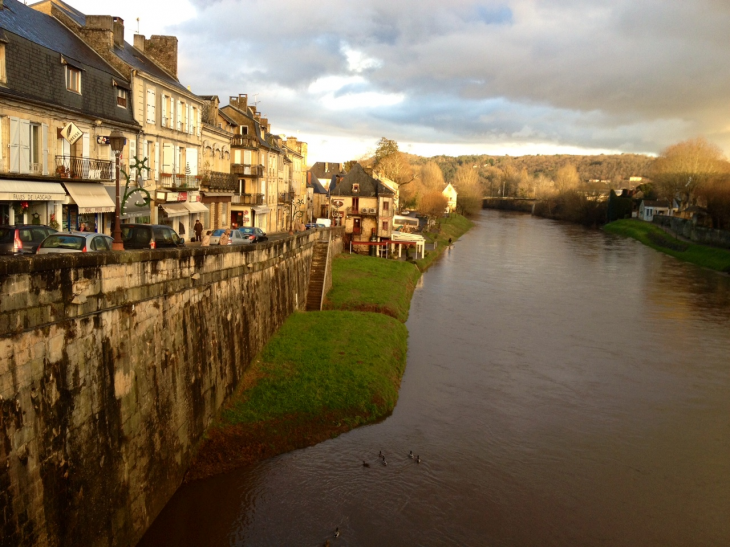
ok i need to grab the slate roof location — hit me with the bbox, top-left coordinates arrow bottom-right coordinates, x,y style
307,173 -> 328,195
310,162 -> 344,181
1,0 -> 125,77
220,104 -> 271,149
30,0 -> 190,94
642,200 -> 670,208
330,164 -> 395,198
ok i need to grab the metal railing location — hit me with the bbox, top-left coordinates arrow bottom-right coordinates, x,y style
55,156 -> 114,180
231,193 -> 265,205
346,206 -> 377,216
201,170 -> 237,192
231,135 -> 259,149
278,191 -> 295,204
159,172 -> 201,189
232,164 -> 264,177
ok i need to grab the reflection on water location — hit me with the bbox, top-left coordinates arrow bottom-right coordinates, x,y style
140,210 -> 730,547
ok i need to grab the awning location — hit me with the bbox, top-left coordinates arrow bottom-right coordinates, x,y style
185,201 -> 209,213
160,203 -> 189,218
104,187 -> 151,219
64,182 -> 116,213
0,180 -> 67,201
253,206 -> 271,214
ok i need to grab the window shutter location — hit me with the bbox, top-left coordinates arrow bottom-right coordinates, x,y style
82,133 -> 90,159
162,95 -> 167,127
42,124 -> 49,175
176,100 -> 182,131
174,145 -> 180,173
9,117 -> 20,173
19,119 -> 30,174
163,143 -> 173,172
147,88 -> 156,125
155,142 -> 160,180
129,139 -> 136,179
142,139 -> 148,180
197,108 -> 201,137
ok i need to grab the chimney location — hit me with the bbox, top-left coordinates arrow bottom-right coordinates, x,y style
133,34 -> 145,52
144,35 -> 178,78
112,17 -> 124,47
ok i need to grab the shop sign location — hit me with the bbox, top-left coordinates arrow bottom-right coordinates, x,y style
189,192 -> 200,202
155,191 -> 167,201
0,193 -> 56,201
60,122 -> 83,145
166,192 -> 179,201
332,199 -> 344,208
177,192 -> 188,202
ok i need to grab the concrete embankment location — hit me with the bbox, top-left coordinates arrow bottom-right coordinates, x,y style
0,228 -> 342,547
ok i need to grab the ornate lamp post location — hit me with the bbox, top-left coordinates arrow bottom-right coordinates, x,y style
109,130 -> 127,251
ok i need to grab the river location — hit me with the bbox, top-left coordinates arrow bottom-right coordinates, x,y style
139,210 -> 730,546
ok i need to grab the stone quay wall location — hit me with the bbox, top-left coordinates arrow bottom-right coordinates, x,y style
0,227 -> 343,547
652,215 -> 730,250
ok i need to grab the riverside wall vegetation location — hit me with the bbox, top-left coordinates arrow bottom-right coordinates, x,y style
0,228 -> 343,547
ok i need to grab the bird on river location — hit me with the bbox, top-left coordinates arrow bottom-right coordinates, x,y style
363,460 -> 370,468
334,527 -> 341,538
382,458 -> 387,466
408,450 -> 414,459
379,450 -> 384,459
416,455 -> 421,464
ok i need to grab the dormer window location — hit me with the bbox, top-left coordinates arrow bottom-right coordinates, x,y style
352,183 -> 360,193
66,66 -> 81,93
117,88 -> 128,108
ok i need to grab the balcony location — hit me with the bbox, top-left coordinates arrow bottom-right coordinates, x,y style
278,191 -> 295,204
159,172 -> 201,190
232,164 -> 264,177
201,170 -> 237,192
55,156 -> 114,181
231,135 -> 259,149
231,193 -> 265,206
347,206 -> 378,216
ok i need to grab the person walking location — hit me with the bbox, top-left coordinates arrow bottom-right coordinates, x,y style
194,219 -> 203,242
219,229 -> 230,246
201,230 -> 211,247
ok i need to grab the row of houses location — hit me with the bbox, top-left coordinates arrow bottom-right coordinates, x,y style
0,0 -> 308,237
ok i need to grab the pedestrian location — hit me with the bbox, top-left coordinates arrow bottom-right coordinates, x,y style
219,229 -> 230,246
194,219 -> 203,242
79,222 -> 87,232
201,230 -> 211,247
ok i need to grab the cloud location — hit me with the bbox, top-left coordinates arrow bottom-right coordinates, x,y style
65,0 -> 730,160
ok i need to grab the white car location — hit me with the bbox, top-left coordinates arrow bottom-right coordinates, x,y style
36,232 -> 114,254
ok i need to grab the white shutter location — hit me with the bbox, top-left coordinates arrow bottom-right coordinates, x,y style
244,149 -> 252,165
174,145 -> 180,173
163,143 -> 173,172
9,117 -> 19,173
129,139 -> 136,179
176,100 -> 182,131
234,150 -> 241,164
197,108 -> 201,137
161,95 -> 167,127
187,104 -> 192,134
186,148 -> 198,176
155,142 -> 160,180
82,133 -> 90,159
42,124 -> 49,175
19,119 -> 30,174
142,139 -> 148,180
146,88 -> 156,125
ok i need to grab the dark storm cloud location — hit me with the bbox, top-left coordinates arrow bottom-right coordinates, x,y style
173,0 -> 730,155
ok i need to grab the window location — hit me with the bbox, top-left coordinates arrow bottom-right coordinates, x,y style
383,201 -> 389,212
146,88 -> 156,125
0,43 -> 6,84
66,66 -> 81,93
239,126 -> 248,135
382,221 -> 388,232
117,88 -> 127,108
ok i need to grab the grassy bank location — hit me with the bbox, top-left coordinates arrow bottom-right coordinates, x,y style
325,254 -> 421,322
416,214 -> 474,271
604,219 -> 730,273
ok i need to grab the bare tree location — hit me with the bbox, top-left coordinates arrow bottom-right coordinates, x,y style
419,161 -> 445,190
418,190 -> 448,223
554,164 -> 581,193
452,165 -> 482,215
373,137 -> 415,186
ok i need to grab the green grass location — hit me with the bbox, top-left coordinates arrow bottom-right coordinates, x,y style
604,219 -> 730,273
415,214 -> 474,271
325,253 -> 421,322
222,311 -> 408,426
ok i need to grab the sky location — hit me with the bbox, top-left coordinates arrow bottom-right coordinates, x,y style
65,0 -> 730,163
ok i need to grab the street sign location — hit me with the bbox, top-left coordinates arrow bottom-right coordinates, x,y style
60,122 -> 83,145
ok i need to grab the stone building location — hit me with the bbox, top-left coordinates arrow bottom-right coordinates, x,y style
310,161 -> 344,193
33,0 -> 206,240
199,95 -> 236,230
306,171 -> 329,223
330,163 -> 395,252
285,136 -> 308,229
0,0 -> 140,231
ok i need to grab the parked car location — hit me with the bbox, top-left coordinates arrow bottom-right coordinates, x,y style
237,226 -> 268,243
0,225 -> 57,256
305,223 -> 327,230
36,232 -> 114,254
121,224 -> 185,249
209,228 -> 249,245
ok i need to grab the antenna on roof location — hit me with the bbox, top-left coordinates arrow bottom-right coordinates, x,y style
136,18 -> 140,34
253,93 -> 261,108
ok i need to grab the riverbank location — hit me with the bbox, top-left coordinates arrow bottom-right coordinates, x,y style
416,213 -> 474,270
186,217 -> 472,481
604,219 -> 730,273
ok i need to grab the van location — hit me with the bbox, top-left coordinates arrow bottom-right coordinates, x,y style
121,224 -> 185,249
315,218 -> 332,228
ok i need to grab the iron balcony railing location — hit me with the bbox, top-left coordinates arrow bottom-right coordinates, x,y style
278,191 -> 295,204
159,172 -> 201,190
346,206 -> 378,216
55,156 -> 114,181
231,135 -> 259,149
231,193 -> 265,205
201,170 -> 237,192
232,164 -> 264,177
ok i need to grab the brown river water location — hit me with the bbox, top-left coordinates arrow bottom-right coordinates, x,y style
139,210 -> 730,547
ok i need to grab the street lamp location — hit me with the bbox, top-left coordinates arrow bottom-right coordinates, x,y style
109,130 -> 127,250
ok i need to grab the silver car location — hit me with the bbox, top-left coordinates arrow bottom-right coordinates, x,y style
36,232 -> 114,254
209,229 -> 249,246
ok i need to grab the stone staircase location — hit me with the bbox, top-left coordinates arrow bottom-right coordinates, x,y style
306,241 -> 330,311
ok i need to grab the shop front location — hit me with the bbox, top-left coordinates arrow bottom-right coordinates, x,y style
62,183 -> 116,232
252,206 -> 270,232
103,187 -> 152,226
201,192 -> 233,230
0,180 -> 66,227
230,205 -> 252,228
156,190 -> 208,240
